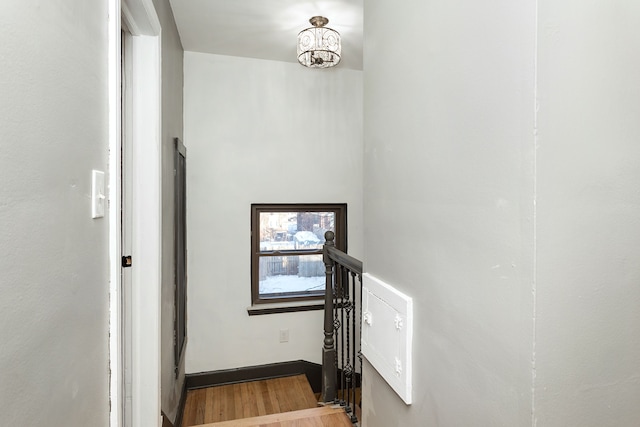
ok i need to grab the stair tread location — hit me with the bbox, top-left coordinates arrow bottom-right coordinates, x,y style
195,406 -> 352,427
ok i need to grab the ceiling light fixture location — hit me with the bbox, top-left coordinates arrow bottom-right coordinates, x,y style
297,16 -> 341,68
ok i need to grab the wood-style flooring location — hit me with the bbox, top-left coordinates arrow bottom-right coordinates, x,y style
182,374 -> 321,426
196,406 -> 353,427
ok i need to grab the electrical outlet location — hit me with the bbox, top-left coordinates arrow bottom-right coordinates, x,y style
279,329 -> 289,343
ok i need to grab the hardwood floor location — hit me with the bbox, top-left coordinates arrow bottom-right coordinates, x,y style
182,374 -> 320,426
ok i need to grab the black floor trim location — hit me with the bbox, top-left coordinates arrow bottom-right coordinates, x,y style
185,360 -> 322,393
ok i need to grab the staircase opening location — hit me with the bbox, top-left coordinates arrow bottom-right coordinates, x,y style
178,232 -> 364,426
181,374 -> 353,427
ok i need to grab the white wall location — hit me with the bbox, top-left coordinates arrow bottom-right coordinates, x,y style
362,0 -> 536,425
534,1 -> 640,425
153,0 -> 186,422
363,0 -> 640,426
0,1 -> 110,425
184,52 -> 362,373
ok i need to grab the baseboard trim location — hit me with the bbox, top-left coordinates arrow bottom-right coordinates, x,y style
185,360 -> 322,393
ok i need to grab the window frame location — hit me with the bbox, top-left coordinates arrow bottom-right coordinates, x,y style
173,138 -> 187,377
250,203 -> 347,305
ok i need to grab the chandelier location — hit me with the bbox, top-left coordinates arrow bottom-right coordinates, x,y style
297,16 -> 341,68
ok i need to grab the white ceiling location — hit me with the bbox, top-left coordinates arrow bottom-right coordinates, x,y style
169,0 -> 363,70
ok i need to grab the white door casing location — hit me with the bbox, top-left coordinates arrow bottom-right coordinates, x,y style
109,0 -> 162,426
121,26 -> 134,427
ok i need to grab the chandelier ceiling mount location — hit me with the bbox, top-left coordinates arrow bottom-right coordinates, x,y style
297,16 -> 341,69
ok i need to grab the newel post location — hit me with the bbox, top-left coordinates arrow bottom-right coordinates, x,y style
320,230 -> 337,403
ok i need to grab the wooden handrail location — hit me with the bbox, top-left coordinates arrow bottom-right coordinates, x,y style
325,245 -> 362,275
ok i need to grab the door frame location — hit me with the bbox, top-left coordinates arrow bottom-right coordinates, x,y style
109,0 -> 162,426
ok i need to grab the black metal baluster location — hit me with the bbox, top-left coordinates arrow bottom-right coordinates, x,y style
340,264 -> 346,406
334,264 -> 341,404
345,268 -> 354,417
357,272 -> 363,418
350,271 -> 359,422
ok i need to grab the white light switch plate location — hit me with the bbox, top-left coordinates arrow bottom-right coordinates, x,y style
361,273 -> 413,404
91,170 -> 105,219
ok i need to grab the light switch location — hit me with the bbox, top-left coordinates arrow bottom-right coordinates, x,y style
91,170 -> 105,219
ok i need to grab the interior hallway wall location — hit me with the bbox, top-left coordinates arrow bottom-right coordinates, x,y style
184,52 -> 363,373
362,0 -> 536,425
0,1 -> 110,425
152,0 -> 186,423
533,1 -> 640,424
362,0 -> 640,426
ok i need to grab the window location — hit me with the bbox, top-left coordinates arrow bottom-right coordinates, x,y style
251,203 -> 347,305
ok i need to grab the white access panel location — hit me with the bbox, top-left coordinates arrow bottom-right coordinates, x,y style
361,273 -> 413,404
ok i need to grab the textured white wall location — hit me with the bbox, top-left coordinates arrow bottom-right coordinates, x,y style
0,1 -> 110,425
362,0 -> 536,425
184,52 -> 362,373
534,1 -> 640,425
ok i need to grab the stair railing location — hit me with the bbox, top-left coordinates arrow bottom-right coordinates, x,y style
320,231 -> 363,424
